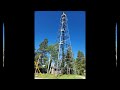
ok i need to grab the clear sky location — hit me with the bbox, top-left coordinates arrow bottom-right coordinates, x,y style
34,11 -> 86,59
116,23 -> 117,47
3,23 -> 4,49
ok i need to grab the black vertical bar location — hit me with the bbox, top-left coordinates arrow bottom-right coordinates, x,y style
0,16 -> 3,78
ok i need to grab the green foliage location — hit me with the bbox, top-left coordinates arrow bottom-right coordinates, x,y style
75,50 -> 85,75
35,39 -> 86,76
39,38 -> 48,52
76,50 -> 84,62
60,46 -> 74,74
37,38 -> 49,65
47,43 -> 58,66
43,57 -> 48,68
35,54 -> 39,61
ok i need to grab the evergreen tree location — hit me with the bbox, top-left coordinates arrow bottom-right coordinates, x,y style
65,46 -> 74,74
38,38 -> 48,65
47,43 -> 58,66
75,50 -> 85,75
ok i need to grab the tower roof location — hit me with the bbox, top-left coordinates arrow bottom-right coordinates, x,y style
62,11 -> 66,16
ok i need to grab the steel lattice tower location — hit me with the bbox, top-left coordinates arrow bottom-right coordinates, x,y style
57,12 -> 73,73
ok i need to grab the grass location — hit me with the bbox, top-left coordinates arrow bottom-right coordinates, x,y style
35,73 -> 85,79
57,74 -> 84,79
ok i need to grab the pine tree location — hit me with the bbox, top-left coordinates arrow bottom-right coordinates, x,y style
75,50 -> 85,75
65,47 -> 74,74
38,38 -> 48,65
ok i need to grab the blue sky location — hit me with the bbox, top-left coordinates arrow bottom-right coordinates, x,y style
116,23 -> 117,47
34,11 -> 86,59
3,23 -> 4,48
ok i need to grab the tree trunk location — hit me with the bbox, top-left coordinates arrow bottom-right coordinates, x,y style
69,68 -> 70,74
67,65 -> 68,74
47,54 -> 52,73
